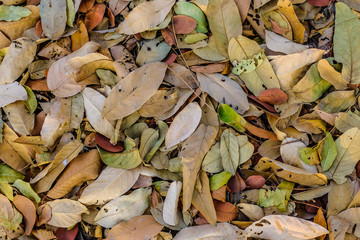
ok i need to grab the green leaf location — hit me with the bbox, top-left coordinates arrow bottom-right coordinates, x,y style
0,164 -> 24,183
320,132 -> 337,171
96,69 -> 119,88
299,146 -> 320,165
206,0 -> 242,57
209,171 -> 232,191
13,179 -> 41,203
98,146 -> 142,170
185,33 -> 208,44
174,1 -> 208,33
258,188 -> 287,211
218,104 -> 247,132
0,182 -> 13,201
0,5 -> 31,22
324,128 -> 360,184
318,90 -> 356,114
220,129 -> 239,175
292,63 -> 332,102
139,128 -> 159,159
66,0 -> 75,27
334,2 -> 360,84
23,85 -> 37,114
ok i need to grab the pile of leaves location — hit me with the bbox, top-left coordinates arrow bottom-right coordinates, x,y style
1,0 -> 360,239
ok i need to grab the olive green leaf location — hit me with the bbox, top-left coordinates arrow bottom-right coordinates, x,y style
320,132 -> 337,171
174,1 -> 208,33
318,90 -> 356,114
23,85 -> 37,114
218,104 -> 247,132
0,5 -> 31,22
13,179 -> 41,203
209,171 -> 232,191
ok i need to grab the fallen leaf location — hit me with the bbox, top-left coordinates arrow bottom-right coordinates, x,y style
214,200 -> 238,222
13,195 -> 36,235
71,21 -> 89,51
0,37 -> 36,85
171,15 -> 197,34
202,142 -> 223,173
106,215 -> 163,240
13,179 -> 40,203
258,89 -> 288,105
174,1 -> 208,33
32,229 -> 57,240
47,149 -> 102,199
165,102 -> 202,149
78,0 -> 94,13
102,62 -> 168,120
0,194 -> 23,231
163,181 -> 182,226
220,129 -> 240,175
4,101 -> 34,136
39,0 -> 67,40
84,3 -> 106,31
318,90 -> 356,114
265,30 -> 308,55
245,175 -> 265,189
44,199 -> 89,228
245,215 -> 328,240
118,0 -> 175,35
197,73 -> 249,114
327,180 -> 353,216
218,104 -> 248,132
206,0 -> 242,57
180,124 -> 217,211
55,224 -> 78,240
238,203 -> 264,221
313,207 -> 327,240
317,59 -> 347,90
0,82 -> 28,108
0,5 -> 31,21
78,166 -> 140,205
209,171 -> 232,191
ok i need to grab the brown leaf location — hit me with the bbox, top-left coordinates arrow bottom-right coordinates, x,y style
234,0 -> 251,23
95,133 -> 123,152
161,28 -> 176,46
106,215 -> 163,240
31,111 -> 46,136
247,95 -> 277,113
227,172 -> 246,193
84,132 -> 97,148
37,204 -> 52,226
246,123 -> 278,141
190,63 -> 226,73
211,185 -> 227,202
26,79 -> 51,92
258,89 -> 288,105
71,21 -> 89,52
214,200 -> 238,222
35,20 -> 42,38
47,149 -> 102,199
84,4 -> 107,31
79,0 -> 95,13
314,208 -> 327,240
13,195 -> 36,235
245,175 -> 265,189
32,229 -> 57,240
171,15 -> 197,34
107,7 -> 116,28
55,224 -> 78,240
192,170 -> 217,225
132,175 -> 153,189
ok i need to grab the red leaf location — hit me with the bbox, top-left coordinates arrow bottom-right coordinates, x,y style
258,89 -> 288,105
55,224 -> 78,240
227,172 -> 246,193
84,3 -> 106,31
171,15 -> 197,34
162,52 -> 178,65
95,133 -> 124,152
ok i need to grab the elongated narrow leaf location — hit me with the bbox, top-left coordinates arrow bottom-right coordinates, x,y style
220,129 -> 239,175
321,132 -> 337,171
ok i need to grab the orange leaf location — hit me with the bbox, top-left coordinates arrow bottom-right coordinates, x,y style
71,21 -> 89,51
95,133 -> 123,152
106,215 -> 163,240
35,20 -> 42,38
84,3 -> 106,31
246,123 -> 278,141
171,15 -> 197,34
214,200 -> 238,222
161,28 -> 176,46
314,208 -> 327,240
258,89 -> 288,105
13,195 -> 36,235
107,7 -> 116,28
79,0 -> 95,13
211,185 -> 227,202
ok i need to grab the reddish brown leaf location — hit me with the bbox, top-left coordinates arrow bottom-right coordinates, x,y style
84,132 -> 97,148
258,89 -> 288,105
55,225 -> 78,240
195,213 -> 209,225
214,200 -> 238,222
107,7 -> 116,28
37,204 -> 52,226
84,3 -> 107,31
356,160 -> 360,178
161,28 -> 176,46
190,63 -> 226,73
106,215 -> 163,240
79,0 -> 95,13
246,123 -> 278,141
31,111 -> 46,136
35,20 -> 42,38
163,52 -> 178,65
95,133 -> 124,152
13,195 -> 36,235
27,0 -> 41,5
306,0 -> 331,7
245,175 -> 265,189
227,172 -> 246,193
270,19 -> 290,35
26,79 -> 50,92
132,175 -> 152,189
171,15 -> 197,34
248,95 -> 277,112
211,185 -> 227,202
